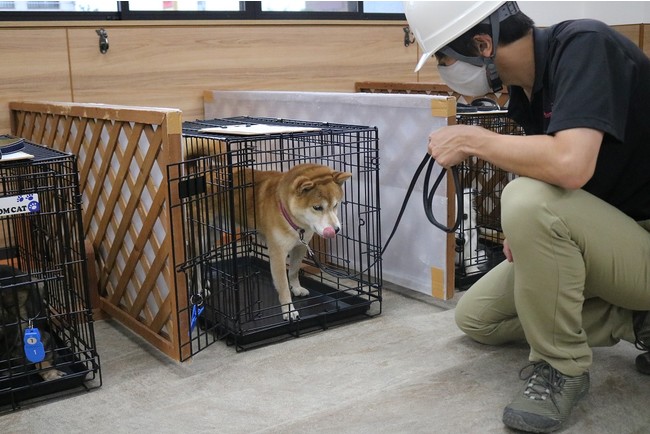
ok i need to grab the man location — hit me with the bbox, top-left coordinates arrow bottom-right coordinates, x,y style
404,1 -> 650,433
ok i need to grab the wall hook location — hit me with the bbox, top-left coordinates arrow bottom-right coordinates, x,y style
403,26 -> 415,47
96,28 -> 109,54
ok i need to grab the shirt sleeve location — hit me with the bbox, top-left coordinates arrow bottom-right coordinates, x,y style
546,29 -> 637,142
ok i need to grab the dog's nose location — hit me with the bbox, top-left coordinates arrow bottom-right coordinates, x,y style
335,227 -> 340,234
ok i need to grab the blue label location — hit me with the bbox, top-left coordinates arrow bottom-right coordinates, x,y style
24,327 -> 46,363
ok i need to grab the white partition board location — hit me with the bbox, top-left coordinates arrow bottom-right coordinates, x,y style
204,90 -> 452,298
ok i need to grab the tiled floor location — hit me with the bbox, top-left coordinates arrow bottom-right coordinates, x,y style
2,287 -> 648,434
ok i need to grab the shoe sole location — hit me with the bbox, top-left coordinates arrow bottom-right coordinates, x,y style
502,384 -> 589,433
636,352 -> 650,375
502,410 -> 562,433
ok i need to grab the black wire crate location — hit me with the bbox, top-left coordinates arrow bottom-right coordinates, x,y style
168,117 -> 382,356
454,112 -> 524,289
0,138 -> 101,410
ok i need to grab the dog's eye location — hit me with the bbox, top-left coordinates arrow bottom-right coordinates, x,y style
313,205 -> 323,211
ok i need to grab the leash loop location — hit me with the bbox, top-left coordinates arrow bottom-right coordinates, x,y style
382,153 -> 462,257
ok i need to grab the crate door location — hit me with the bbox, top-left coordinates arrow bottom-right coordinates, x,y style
168,153 -> 259,360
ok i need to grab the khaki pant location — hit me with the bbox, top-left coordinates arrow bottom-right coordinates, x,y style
455,177 -> 650,376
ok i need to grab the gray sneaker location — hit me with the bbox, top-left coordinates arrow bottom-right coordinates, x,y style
502,362 -> 590,433
633,311 -> 650,374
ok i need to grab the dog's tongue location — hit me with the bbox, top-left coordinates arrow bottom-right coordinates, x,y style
322,226 -> 337,239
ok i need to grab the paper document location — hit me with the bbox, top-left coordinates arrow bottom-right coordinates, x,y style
0,138 -> 34,162
198,124 -> 322,136
0,151 -> 34,162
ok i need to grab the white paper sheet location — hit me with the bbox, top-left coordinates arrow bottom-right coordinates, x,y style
0,151 -> 34,162
199,124 -> 321,136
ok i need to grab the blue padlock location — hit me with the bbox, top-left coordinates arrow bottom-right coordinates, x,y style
24,327 -> 46,363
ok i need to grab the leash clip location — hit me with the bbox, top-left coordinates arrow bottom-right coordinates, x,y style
298,230 -> 315,257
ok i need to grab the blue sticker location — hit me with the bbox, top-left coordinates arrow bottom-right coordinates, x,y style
28,201 -> 40,212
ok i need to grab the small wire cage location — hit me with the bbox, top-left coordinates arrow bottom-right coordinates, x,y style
168,117 -> 382,355
455,112 -> 524,289
0,139 -> 101,410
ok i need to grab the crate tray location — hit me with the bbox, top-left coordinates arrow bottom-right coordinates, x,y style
0,346 -> 99,409
199,256 -> 375,350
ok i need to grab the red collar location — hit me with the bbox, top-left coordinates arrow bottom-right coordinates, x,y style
279,201 -> 304,233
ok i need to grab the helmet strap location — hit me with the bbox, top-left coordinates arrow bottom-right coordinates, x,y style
484,9 -> 503,92
482,2 -> 519,92
485,59 -> 503,93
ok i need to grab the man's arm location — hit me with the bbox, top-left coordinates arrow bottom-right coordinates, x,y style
427,125 -> 603,189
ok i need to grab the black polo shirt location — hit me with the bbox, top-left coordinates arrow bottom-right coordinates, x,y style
508,19 -> 650,221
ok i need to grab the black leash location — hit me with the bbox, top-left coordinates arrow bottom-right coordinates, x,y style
188,154 -> 465,327
383,153 -> 463,254
304,153 -> 463,279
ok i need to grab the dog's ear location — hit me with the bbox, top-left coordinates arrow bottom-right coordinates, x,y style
293,176 -> 314,194
333,171 -> 352,185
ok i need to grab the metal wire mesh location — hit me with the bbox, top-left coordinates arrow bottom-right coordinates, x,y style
169,117 -> 382,354
0,138 -> 101,410
455,112 -> 524,288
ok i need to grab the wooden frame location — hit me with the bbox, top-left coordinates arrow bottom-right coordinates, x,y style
355,81 -> 510,108
10,101 -> 189,361
430,98 -> 457,300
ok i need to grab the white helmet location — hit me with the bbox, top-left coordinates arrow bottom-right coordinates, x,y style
404,1 -> 506,72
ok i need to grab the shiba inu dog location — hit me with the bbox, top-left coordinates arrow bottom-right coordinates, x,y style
184,139 -> 353,321
231,164 -> 352,320
0,264 -> 65,381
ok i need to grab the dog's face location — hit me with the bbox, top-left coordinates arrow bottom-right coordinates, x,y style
286,166 -> 352,239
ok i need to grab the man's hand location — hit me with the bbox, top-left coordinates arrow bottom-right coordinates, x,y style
427,125 -> 494,168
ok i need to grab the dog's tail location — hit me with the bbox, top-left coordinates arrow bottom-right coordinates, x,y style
183,136 -> 226,160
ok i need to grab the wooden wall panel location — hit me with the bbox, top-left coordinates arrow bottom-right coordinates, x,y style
67,24 -> 415,123
0,28 -> 71,134
613,24 -> 642,49
0,21 -> 644,134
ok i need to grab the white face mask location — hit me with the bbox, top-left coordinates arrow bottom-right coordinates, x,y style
437,61 -> 492,97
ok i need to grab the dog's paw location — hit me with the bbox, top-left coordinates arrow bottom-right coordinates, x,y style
40,369 -> 66,381
282,303 -> 300,321
290,285 -> 310,297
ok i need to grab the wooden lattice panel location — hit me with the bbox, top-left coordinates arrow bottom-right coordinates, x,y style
10,101 -> 188,361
